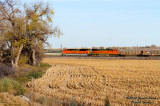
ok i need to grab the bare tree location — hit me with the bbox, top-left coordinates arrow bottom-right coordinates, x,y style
150,44 -> 157,48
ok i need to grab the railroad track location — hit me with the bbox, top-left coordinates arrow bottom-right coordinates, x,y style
45,55 -> 160,60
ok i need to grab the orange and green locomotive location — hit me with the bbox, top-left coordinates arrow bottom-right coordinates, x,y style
62,48 -> 122,56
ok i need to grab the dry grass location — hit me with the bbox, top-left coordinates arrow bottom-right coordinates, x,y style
0,92 -> 29,106
30,58 -> 160,105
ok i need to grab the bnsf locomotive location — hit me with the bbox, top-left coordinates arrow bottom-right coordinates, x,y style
62,48 -> 160,57
62,48 -> 124,56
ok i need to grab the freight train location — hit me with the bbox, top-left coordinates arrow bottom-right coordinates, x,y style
62,48 -> 160,57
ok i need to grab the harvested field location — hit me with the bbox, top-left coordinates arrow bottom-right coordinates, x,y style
31,58 -> 160,105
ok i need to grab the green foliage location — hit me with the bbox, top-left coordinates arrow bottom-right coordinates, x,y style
105,96 -> 110,106
40,62 -> 52,68
18,55 -> 28,66
26,70 -> 44,79
0,77 -> 25,95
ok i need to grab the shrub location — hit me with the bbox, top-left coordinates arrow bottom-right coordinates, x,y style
0,77 -> 25,95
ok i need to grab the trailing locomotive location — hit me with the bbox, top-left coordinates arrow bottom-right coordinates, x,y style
91,48 -> 121,56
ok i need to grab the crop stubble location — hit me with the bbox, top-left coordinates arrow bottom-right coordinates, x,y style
32,58 -> 160,105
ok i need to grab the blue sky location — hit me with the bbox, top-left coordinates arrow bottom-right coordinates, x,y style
24,0 -> 160,48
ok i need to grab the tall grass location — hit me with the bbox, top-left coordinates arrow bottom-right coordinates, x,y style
0,77 -> 25,95
15,62 -> 52,83
40,62 -> 52,68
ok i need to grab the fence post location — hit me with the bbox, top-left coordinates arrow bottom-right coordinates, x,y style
31,78 -> 34,106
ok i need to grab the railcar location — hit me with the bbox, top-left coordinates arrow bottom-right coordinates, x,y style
119,49 -> 148,57
119,49 -> 160,57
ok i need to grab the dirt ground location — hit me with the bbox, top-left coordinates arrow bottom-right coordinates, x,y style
32,58 -> 160,105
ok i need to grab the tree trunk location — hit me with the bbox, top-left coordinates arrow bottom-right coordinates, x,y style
32,49 -> 37,66
0,47 -> 3,61
12,44 -> 23,70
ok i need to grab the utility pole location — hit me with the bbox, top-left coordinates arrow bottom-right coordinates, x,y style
61,44 -> 63,52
